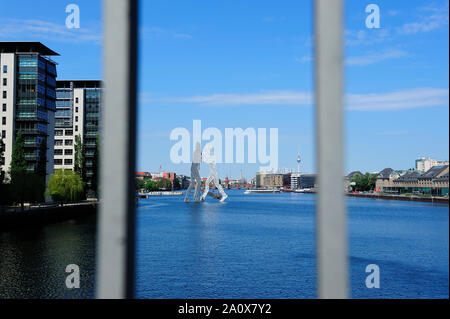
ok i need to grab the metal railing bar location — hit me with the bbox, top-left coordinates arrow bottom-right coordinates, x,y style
314,0 -> 348,299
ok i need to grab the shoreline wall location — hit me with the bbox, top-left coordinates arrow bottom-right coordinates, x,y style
0,202 -> 98,232
346,193 -> 449,204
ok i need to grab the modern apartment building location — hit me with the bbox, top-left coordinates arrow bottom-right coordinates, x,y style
290,173 -> 301,189
54,80 -> 102,190
0,42 -> 58,183
415,157 -> 449,172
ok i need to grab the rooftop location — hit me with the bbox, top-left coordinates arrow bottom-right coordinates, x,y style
418,165 -> 449,180
394,170 -> 422,183
0,42 -> 59,56
377,168 -> 394,179
433,173 -> 449,182
57,80 -> 102,89
347,171 -> 363,179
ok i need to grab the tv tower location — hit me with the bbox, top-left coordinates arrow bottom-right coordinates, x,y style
297,153 -> 301,174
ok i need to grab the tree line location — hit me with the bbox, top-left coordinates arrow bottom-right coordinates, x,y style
350,172 -> 378,192
136,177 -> 181,192
0,132 -> 99,210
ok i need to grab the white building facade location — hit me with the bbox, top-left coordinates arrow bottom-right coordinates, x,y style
415,157 -> 449,172
54,80 -> 102,191
0,42 -> 58,186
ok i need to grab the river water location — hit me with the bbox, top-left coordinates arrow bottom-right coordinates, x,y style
1,190 -> 448,298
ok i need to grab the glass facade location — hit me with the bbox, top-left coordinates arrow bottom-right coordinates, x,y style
15,54 -> 57,172
84,88 -> 101,189
54,88 -> 72,128
54,81 -> 102,192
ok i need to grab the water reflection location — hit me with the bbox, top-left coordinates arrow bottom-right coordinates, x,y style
0,215 -> 96,299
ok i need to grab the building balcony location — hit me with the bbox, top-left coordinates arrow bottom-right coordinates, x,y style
85,132 -> 98,137
17,129 -> 48,136
16,116 -> 48,124
24,154 -> 38,161
24,143 -> 40,148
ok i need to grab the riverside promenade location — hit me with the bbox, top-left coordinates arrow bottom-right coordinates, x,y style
0,202 -> 98,232
346,192 -> 449,204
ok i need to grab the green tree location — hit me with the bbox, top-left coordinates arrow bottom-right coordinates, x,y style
34,137 -> 47,202
173,177 -> 181,190
9,131 -> 28,210
351,172 -> 377,192
157,178 -> 172,190
47,169 -> 84,205
0,137 -> 9,209
90,134 -> 100,198
144,179 -> 158,191
0,137 -> 5,184
74,134 -> 86,181
136,178 -> 145,191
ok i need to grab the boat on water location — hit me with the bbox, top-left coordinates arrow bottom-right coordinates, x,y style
244,189 -> 281,194
294,188 -> 316,193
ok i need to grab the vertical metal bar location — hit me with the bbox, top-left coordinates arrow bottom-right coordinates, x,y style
97,0 -> 138,299
315,0 -> 348,298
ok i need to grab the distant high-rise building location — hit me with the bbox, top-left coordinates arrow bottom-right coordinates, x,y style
0,42 -> 58,184
415,157 -> 449,172
290,173 -> 301,189
54,80 -> 102,190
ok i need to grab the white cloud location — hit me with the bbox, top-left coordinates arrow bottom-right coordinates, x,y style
397,3 -> 449,34
140,26 -> 192,40
387,10 -> 400,17
295,56 -> 313,63
142,88 -> 449,111
346,29 -> 391,46
145,91 -> 312,106
346,3 -> 448,46
0,19 -> 101,44
346,49 -> 408,66
347,88 -> 449,111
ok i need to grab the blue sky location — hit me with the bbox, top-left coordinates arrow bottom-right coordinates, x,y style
1,0 -> 448,179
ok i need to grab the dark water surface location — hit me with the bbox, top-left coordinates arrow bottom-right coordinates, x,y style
0,214 -> 96,298
1,190 -> 448,298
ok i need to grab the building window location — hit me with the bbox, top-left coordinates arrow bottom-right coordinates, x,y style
1,130 -> 5,138
54,149 -> 63,155
2,78 -> 6,86
65,149 -> 73,155
65,139 -> 73,146
54,139 -> 63,146
2,104 -> 5,112
75,97 -> 79,104
54,159 -> 62,165
64,159 -> 73,165
2,91 -> 6,99
2,117 -> 5,125
65,130 -> 73,136
55,130 -> 63,136
2,65 -> 6,73
75,125 -> 78,132
75,107 -> 79,113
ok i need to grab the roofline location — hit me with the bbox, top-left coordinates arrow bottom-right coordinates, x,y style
0,42 -> 59,56
57,80 -> 103,89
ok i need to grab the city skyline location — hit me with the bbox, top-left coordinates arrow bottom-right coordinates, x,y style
1,0 -> 448,178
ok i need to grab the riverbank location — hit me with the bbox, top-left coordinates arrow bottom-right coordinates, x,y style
0,202 -> 98,232
346,192 -> 449,204
137,191 -> 183,198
